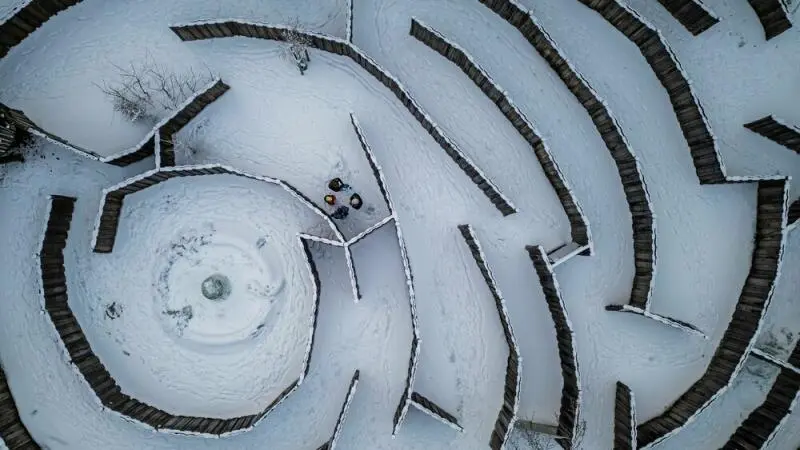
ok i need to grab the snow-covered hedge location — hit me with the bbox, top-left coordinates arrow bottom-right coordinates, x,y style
725,341 -> 800,449
345,0 -> 353,43
744,115 -> 800,155
408,392 -> 463,432
654,0 -> 719,35
458,225 -> 521,450
0,78 -> 229,167
478,0 -> 657,313
0,364 -> 39,448
790,199 -> 799,230
0,0 -> 83,59
636,179 -> 790,448
528,245 -> 582,449
575,0 -> 730,184
613,382 -> 637,450
409,18 -> 592,253
169,20 -> 518,217
318,370 -> 360,450
747,0 -> 793,40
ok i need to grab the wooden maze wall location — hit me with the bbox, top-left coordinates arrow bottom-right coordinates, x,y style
169,21 -> 517,217
477,0 -> 656,314
529,245 -> 582,449
408,18 -> 591,252
574,0 -> 729,185
613,382 -> 636,450
655,0 -> 719,35
747,0 -> 793,40
0,0 -> 84,59
723,341 -> 800,449
0,365 -> 39,449
40,193 -> 325,436
458,225 -> 520,450
0,78 -> 228,167
636,179 -> 789,447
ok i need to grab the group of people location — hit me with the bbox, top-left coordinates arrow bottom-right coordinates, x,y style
324,177 -> 362,219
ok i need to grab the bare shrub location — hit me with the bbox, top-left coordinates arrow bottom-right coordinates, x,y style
97,54 -> 215,124
280,18 -> 312,74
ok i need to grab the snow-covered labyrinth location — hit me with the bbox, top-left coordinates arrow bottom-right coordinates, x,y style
0,0 -> 799,449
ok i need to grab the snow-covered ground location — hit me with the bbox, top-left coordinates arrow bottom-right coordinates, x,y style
0,0 -> 798,449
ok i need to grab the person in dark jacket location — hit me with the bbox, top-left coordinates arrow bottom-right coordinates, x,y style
332,205 -> 349,219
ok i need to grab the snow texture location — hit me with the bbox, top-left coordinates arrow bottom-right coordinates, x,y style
0,0 -> 799,449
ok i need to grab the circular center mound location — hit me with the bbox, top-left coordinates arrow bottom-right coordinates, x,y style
76,175 -> 326,417
155,220 -> 288,350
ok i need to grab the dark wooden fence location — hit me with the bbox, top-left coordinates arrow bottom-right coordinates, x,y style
40,195 -> 326,435
574,0 -> 728,185
0,365 -> 40,449
169,21 -> 516,216
155,79 -> 230,167
636,178 -> 790,448
723,342 -> 800,449
409,392 -> 463,432
613,382 -> 636,450
458,224 -> 520,450
0,106 -> 19,157
528,245 -> 581,449
655,0 -> 719,35
317,370 -> 360,450
747,0 -> 793,40
345,0 -> 353,42
0,0 -> 83,59
350,114 -> 426,437
789,199 -> 799,228
477,0 -> 656,314
0,77 -> 228,167
92,165 -> 343,253
409,19 -> 591,251
744,115 -> 800,155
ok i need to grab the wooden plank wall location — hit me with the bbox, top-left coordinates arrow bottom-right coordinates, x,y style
655,0 -> 719,35
317,370 -> 360,450
528,245 -> 581,449
477,0 -> 655,312
636,179 -> 789,447
409,391 -> 462,431
42,195 -> 325,435
0,365 -> 40,449
0,0 -> 83,59
613,382 -> 636,450
169,21 -> 517,217
575,0 -> 728,185
723,340 -> 800,449
458,225 -> 520,450
0,107 -> 17,157
744,115 -> 800,155
747,0 -> 793,40
156,79 -> 230,167
409,18 -> 591,251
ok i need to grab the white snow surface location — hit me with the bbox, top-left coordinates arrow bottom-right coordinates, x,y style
0,0 -> 798,449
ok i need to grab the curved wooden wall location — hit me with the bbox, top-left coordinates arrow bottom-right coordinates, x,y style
723,341 -> 800,449
409,18 -> 591,252
40,194 -> 325,435
747,0 -> 793,40
169,20 -> 517,217
458,224 -> 521,450
655,0 -> 719,35
529,245 -> 581,449
0,0 -> 83,59
0,365 -> 39,449
477,0 -> 657,315
636,179 -> 789,447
